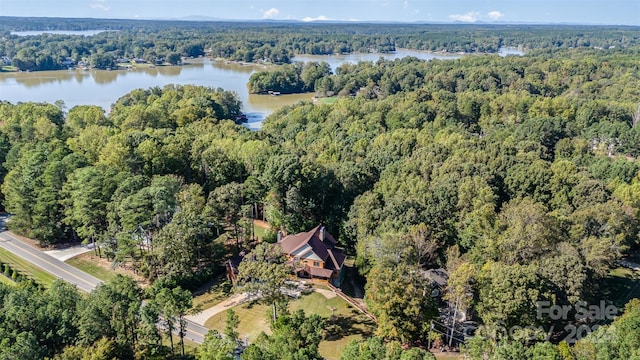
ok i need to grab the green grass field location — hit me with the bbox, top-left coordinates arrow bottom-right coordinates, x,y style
317,96 -> 338,105
604,267 -> 640,307
0,273 -> 14,286
204,302 -> 272,341
161,336 -> 200,357
65,256 -> 118,282
0,247 -> 57,287
296,291 -> 374,359
204,289 -> 375,360
253,225 -> 270,240
192,277 -> 232,310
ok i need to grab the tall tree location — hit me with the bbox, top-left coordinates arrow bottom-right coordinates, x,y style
153,285 -> 194,357
242,310 -> 325,360
206,182 -> 244,247
62,165 -> 124,256
235,242 -> 290,321
198,330 -> 235,360
224,309 -> 239,344
365,263 -> 438,344
77,275 -> 142,349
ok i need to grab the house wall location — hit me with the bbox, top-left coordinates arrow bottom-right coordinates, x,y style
286,254 -> 325,269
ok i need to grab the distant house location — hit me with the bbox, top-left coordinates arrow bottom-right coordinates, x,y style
133,58 -> 147,64
278,225 -> 346,286
420,268 -> 449,300
62,57 -> 75,66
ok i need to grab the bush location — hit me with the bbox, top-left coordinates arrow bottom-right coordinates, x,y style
263,229 -> 277,243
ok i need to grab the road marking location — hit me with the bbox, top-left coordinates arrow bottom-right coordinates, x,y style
0,232 -> 208,343
0,233 -> 101,291
186,326 -> 207,339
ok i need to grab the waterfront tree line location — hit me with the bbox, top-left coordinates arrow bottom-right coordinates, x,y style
1,33 -> 640,358
1,17 -> 640,71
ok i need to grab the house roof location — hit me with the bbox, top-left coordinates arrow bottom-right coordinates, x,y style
279,225 -> 345,270
308,266 -> 335,279
421,268 -> 449,288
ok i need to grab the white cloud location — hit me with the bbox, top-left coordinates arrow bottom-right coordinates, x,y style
90,3 -> 110,11
488,11 -> 504,20
262,7 -> 280,19
449,11 -> 479,23
302,15 -> 330,22
90,0 -> 109,11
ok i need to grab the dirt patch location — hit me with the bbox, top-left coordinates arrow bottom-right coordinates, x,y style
73,252 -> 149,287
431,350 -> 463,359
254,219 -> 270,229
7,231 -> 51,250
315,287 -> 338,299
6,231 -> 85,251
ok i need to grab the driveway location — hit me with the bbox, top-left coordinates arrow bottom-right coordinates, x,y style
0,228 -> 208,343
45,244 -> 94,261
0,231 -> 102,293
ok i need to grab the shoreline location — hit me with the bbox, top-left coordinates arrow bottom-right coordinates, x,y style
2,47 -> 509,74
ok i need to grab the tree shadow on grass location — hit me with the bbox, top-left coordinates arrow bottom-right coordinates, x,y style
600,268 -> 640,308
324,313 -> 375,341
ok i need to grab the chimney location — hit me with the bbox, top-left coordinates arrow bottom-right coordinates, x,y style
319,226 -> 325,242
277,230 -> 282,243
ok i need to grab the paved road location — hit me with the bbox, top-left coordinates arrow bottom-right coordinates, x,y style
180,320 -> 208,344
0,230 -> 102,293
0,223 -> 208,344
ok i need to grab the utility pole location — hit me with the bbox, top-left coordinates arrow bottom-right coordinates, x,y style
449,299 -> 458,348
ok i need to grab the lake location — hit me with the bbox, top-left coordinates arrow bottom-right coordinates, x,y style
0,48 -> 521,129
293,49 -> 461,72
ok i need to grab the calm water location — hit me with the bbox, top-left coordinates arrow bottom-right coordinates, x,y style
293,49 -> 461,71
0,48 -> 521,129
0,58 -> 311,130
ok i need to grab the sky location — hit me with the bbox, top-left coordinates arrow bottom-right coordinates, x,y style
1,0 -> 639,25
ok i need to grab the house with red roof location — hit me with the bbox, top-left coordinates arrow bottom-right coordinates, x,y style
278,225 -> 346,287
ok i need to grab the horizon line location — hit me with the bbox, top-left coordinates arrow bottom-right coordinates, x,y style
1,15 -> 638,27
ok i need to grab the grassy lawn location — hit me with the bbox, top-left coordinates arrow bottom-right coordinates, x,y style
160,336 -> 200,357
66,255 -> 118,282
204,302 -> 272,342
0,247 -> 57,287
317,96 -> 338,105
65,252 -> 147,286
603,267 -> 640,307
290,290 -> 352,317
303,290 -> 374,360
192,277 -> 232,310
253,225 -> 270,240
204,290 -> 375,360
0,273 -> 14,286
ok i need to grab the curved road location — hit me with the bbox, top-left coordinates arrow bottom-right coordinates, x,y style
0,224 -> 207,343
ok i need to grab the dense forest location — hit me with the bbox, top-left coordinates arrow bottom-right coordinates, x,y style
2,18 -> 640,359
2,16 -> 640,70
